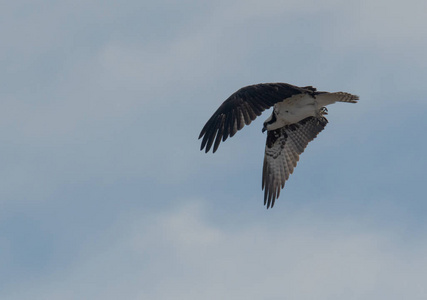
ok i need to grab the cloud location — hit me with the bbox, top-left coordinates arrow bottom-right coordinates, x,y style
4,201 -> 426,300
2,1 -> 427,299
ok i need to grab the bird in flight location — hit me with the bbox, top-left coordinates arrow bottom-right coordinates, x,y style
199,83 -> 358,208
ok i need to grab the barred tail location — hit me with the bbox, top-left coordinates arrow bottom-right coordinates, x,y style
335,92 -> 359,103
316,92 -> 359,106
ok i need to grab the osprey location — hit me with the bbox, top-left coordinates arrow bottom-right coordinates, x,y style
199,83 -> 358,208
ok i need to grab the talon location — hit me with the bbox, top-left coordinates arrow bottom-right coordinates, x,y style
321,107 -> 328,115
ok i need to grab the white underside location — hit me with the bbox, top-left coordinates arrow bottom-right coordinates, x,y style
276,94 -> 318,123
264,92 -> 356,131
266,94 -> 318,130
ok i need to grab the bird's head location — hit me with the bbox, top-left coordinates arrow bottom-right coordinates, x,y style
262,122 -> 268,133
262,112 -> 280,133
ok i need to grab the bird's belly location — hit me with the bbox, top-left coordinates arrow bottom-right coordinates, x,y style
276,103 -> 317,124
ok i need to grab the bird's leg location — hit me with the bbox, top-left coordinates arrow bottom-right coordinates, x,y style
319,107 -> 328,116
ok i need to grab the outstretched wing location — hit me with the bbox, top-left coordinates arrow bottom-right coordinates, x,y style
199,83 -> 311,153
262,116 -> 328,208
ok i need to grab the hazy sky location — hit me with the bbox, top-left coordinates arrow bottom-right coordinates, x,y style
2,1 -> 427,299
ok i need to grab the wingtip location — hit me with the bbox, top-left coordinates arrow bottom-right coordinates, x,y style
203,145 -> 211,153
265,200 -> 274,209
200,143 -> 217,154
263,190 -> 275,209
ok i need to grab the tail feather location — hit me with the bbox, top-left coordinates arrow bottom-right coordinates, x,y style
316,92 -> 359,106
335,92 -> 359,103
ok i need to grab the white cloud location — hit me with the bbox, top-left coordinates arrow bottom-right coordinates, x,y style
2,2 -> 427,299
5,201 -> 426,300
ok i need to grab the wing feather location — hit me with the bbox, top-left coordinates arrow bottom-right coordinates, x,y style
262,116 -> 328,208
199,83 -> 308,153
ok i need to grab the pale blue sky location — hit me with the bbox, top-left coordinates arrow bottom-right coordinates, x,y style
1,1 -> 427,299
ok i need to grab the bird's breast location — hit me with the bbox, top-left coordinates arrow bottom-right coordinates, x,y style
275,95 -> 318,124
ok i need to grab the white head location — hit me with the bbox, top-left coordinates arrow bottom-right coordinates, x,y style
262,111 -> 286,132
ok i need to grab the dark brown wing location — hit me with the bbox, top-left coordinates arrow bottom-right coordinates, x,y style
199,83 -> 309,153
262,116 -> 328,209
